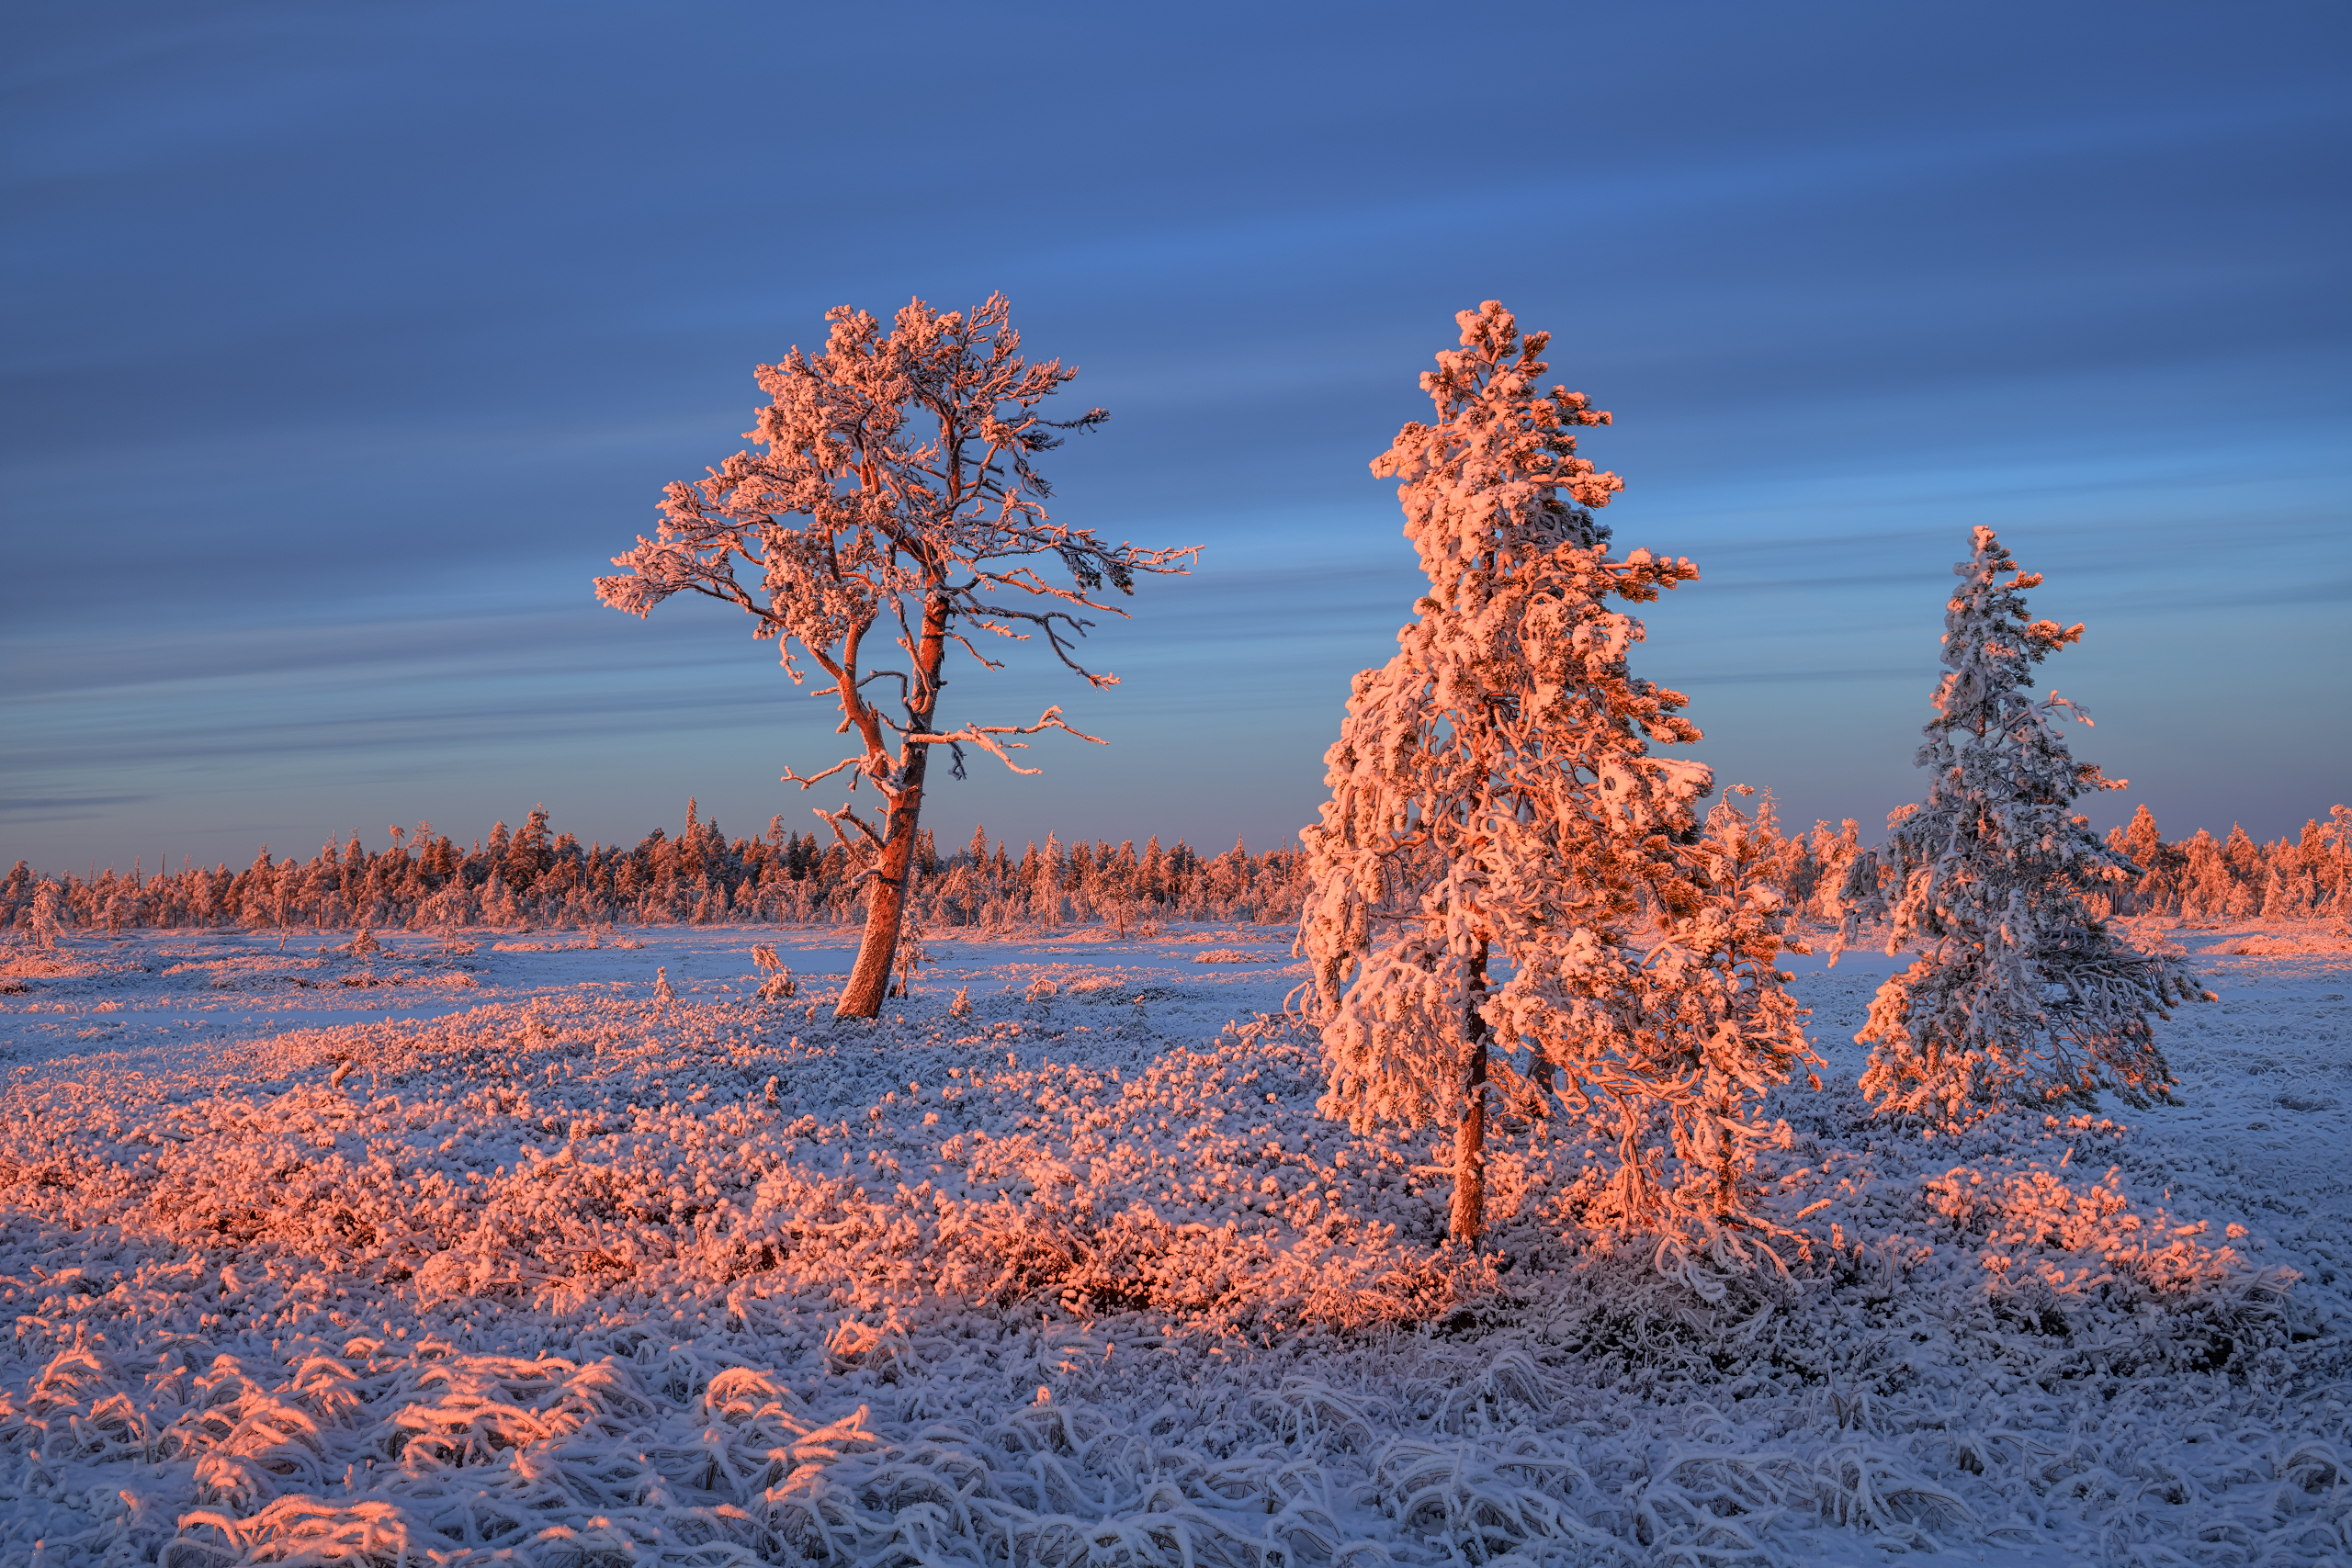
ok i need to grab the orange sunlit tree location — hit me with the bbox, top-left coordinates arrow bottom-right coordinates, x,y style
599,296 -> 1193,1016
1300,302 -> 1812,1252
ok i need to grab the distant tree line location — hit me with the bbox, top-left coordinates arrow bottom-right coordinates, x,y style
0,801 -> 1307,939
4,798 -> 2343,945
2095,804 -> 2352,921
1749,803 -> 2352,926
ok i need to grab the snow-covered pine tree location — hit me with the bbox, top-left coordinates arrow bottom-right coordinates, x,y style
1300,301 -> 1812,1248
1837,525 -> 2206,1122
597,296 -> 1193,1016
30,878 -> 64,951
2110,803 -> 2165,912
2324,806 -> 2352,923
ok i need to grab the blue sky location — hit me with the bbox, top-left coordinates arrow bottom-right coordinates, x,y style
5,1 -> 2346,874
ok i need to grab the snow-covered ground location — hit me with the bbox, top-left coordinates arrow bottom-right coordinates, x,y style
2,919 -> 2346,1565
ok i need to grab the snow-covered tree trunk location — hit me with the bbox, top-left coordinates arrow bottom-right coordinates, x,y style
1448,941 -> 1493,1244
1837,526 -> 2209,1121
1300,302 -> 1812,1250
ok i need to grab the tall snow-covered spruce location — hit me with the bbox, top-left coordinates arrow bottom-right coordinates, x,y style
1300,302 -> 1812,1249
598,296 -> 1192,1017
1838,525 -> 2207,1121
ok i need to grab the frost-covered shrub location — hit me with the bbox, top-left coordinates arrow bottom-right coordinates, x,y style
1838,526 -> 2208,1121
1301,302 -> 1811,1247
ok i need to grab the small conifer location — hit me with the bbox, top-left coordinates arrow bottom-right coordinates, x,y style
1838,526 -> 2206,1121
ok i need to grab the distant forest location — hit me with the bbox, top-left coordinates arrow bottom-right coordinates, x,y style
5,799 -> 2347,939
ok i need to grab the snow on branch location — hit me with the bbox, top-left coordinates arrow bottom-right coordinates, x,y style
814,802 -> 885,850
904,706 -> 1105,776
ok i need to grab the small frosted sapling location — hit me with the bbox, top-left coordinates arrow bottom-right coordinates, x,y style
1836,525 -> 2207,1122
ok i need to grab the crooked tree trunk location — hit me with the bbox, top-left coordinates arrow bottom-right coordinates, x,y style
834,591 -> 949,1020
834,749 -> 929,1018
1449,940 -> 1492,1247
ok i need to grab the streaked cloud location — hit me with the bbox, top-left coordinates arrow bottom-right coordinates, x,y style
4,1 -> 2345,868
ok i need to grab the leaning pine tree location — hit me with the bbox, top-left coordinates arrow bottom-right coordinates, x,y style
598,296 -> 1192,1017
1836,525 -> 2208,1121
1300,302 -> 1812,1250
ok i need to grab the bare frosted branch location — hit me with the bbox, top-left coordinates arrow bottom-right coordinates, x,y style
903,706 -> 1107,776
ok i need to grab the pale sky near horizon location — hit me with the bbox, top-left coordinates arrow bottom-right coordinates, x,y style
5,1 -> 2346,874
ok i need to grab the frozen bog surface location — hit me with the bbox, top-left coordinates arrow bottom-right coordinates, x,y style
2,919 -> 2346,1565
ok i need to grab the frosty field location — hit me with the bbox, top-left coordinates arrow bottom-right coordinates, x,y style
2,921 -> 2346,1566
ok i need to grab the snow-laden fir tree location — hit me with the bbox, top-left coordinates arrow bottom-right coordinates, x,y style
1300,302 -> 1812,1248
1837,525 -> 2207,1122
598,296 -> 1193,1017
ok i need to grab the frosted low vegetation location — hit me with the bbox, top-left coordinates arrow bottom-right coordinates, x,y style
1,922 -> 2346,1565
